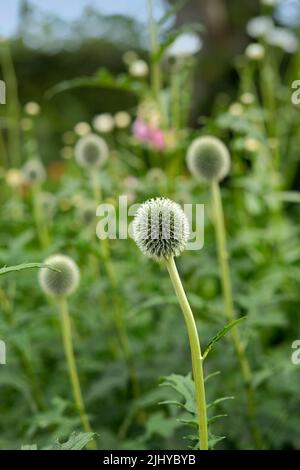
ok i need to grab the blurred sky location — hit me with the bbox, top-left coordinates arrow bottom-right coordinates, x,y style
1,0 -> 167,36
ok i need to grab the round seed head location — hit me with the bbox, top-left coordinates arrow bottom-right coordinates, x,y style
186,136 -> 230,183
39,254 -> 80,298
22,158 -> 46,185
133,197 -> 190,261
75,133 -> 109,169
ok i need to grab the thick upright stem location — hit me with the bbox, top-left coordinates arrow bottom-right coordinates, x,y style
58,298 -> 96,449
210,180 -> 262,449
166,256 -> 208,450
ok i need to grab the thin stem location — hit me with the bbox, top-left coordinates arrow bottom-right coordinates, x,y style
147,0 -> 162,106
90,170 -> 102,206
166,256 -> 208,451
32,184 -> 50,249
171,62 -> 181,130
90,171 -> 141,401
57,297 -> 96,449
210,180 -> 263,449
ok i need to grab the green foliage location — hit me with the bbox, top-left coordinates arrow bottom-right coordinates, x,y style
21,432 -> 96,450
160,373 -> 233,449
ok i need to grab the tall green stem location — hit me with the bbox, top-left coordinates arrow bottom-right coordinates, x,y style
210,180 -> 263,449
147,0 -> 162,106
166,256 -> 208,451
58,297 -> 96,449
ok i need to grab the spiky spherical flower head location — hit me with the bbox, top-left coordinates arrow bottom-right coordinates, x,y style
39,254 -> 80,298
22,158 -> 46,185
75,134 -> 108,169
133,198 -> 190,261
186,136 -> 230,183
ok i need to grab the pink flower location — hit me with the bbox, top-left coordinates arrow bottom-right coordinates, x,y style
133,119 -> 150,142
148,127 -> 165,151
133,118 -> 166,151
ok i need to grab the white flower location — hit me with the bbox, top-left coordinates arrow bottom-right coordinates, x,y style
133,198 -> 190,261
247,16 -> 274,38
166,32 -> 202,58
266,27 -> 298,53
75,133 -> 109,169
24,102 -> 40,116
114,111 -> 131,129
93,113 -> 115,133
5,169 -> 23,188
245,43 -> 265,61
129,60 -> 149,78
74,122 -> 91,137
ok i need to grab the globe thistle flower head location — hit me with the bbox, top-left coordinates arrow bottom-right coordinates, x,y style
39,254 -> 80,298
22,158 -> 46,185
187,136 -> 230,183
75,134 -> 109,169
133,198 -> 190,261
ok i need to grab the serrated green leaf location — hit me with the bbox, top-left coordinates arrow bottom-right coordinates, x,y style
207,396 -> 235,409
160,374 -> 196,414
202,317 -> 247,360
51,432 -> 96,450
204,371 -> 221,382
208,414 -> 228,425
